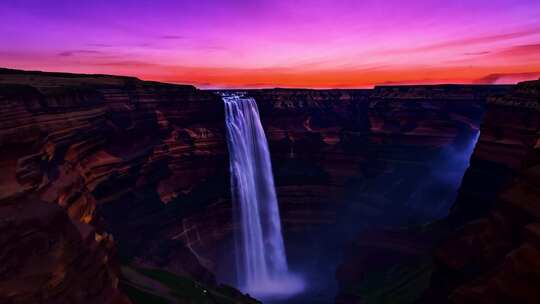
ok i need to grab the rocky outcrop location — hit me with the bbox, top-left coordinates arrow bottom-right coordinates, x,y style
2,68 -> 527,304
333,81 -> 539,304
0,198 -> 129,304
0,68 -> 226,246
299,85 -> 507,303
425,79 -> 540,303
0,68 -> 227,303
169,85 -> 501,275
249,86 -> 505,232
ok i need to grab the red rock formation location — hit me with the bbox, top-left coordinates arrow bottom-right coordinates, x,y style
0,198 -> 130,304
0,67 -> 227,261
425,79 -> 540,303
312,85 -> 508,303
1,68 -> 526,303
248,86 -> 500,232
153,86 -> 498,272
0,68 -> 226,302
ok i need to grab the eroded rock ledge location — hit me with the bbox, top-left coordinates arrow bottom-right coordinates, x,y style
0,68 -> 226,303
2,68 -> 536,303
424,78 -> 540,304
0,198 -> 129,304
334,79 -> 540,304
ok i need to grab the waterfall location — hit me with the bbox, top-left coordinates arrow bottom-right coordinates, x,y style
222,93 -> 303,299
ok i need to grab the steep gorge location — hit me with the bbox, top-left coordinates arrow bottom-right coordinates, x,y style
335,79 -> 540,304
424,78 -> 540,304
1,68 -> 537,303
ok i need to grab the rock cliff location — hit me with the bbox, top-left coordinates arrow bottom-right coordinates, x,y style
334,81 -> 540,304
0,198 -> 129,304
251,86 -> 511,230
2,68 -> 534,303
424,78 -> 540,304
0,68 -> 227,303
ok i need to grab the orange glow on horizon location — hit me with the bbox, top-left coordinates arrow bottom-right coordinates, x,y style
1,0 -> 539,88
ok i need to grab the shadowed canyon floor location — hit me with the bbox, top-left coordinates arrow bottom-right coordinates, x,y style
1,68 -> 539,304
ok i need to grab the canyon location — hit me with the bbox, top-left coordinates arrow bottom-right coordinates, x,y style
0,67 -> 538,303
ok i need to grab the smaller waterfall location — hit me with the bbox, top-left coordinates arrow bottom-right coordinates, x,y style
223,92 -> 304,299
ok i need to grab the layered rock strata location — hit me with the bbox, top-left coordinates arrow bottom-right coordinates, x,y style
424,79 -> 540,304
0,199 -> 129,304
2,68 -> 529,304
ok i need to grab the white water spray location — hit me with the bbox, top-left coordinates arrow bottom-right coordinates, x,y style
222,93 -> 304,299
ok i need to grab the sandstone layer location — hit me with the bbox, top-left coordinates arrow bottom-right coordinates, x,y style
424,79 -> 540,304
0,198 -> 129,304
2,68 -> 535,304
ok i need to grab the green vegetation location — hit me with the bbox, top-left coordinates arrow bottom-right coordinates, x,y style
120,282 -> 170,304
121,265 -> 260,304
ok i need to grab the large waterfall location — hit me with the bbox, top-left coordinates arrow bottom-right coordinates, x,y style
223,93 -> 304,299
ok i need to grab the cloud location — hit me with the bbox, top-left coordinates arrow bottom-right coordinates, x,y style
94,60 -> 163,68
379,28 -> 540,55
463,51 -> 490,56
422,28 -> 540,50
86,43 -> 114,48
58,50 -> 102,57
494,43 -> 540,57
475,72 -> 540,84
376,78 -> 457,86
160,35 -> 185,40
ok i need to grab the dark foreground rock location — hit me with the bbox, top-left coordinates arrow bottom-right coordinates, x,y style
0,199 -> 130,304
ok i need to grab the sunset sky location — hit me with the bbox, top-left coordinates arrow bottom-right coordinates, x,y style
1,0 -> 540,88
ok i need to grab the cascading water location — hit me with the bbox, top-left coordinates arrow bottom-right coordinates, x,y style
222,92 -> 304,299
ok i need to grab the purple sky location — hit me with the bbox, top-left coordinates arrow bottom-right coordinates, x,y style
1,0 -> 540,88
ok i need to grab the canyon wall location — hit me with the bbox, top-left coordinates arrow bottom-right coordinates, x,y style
0,198 -> 129,304
251,86 -> 501,232
334,81 -> 540,304
2,68 -> 533,303
0,68 -> 227,302
250,86 -> 508,303
424,79 -> 540,303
